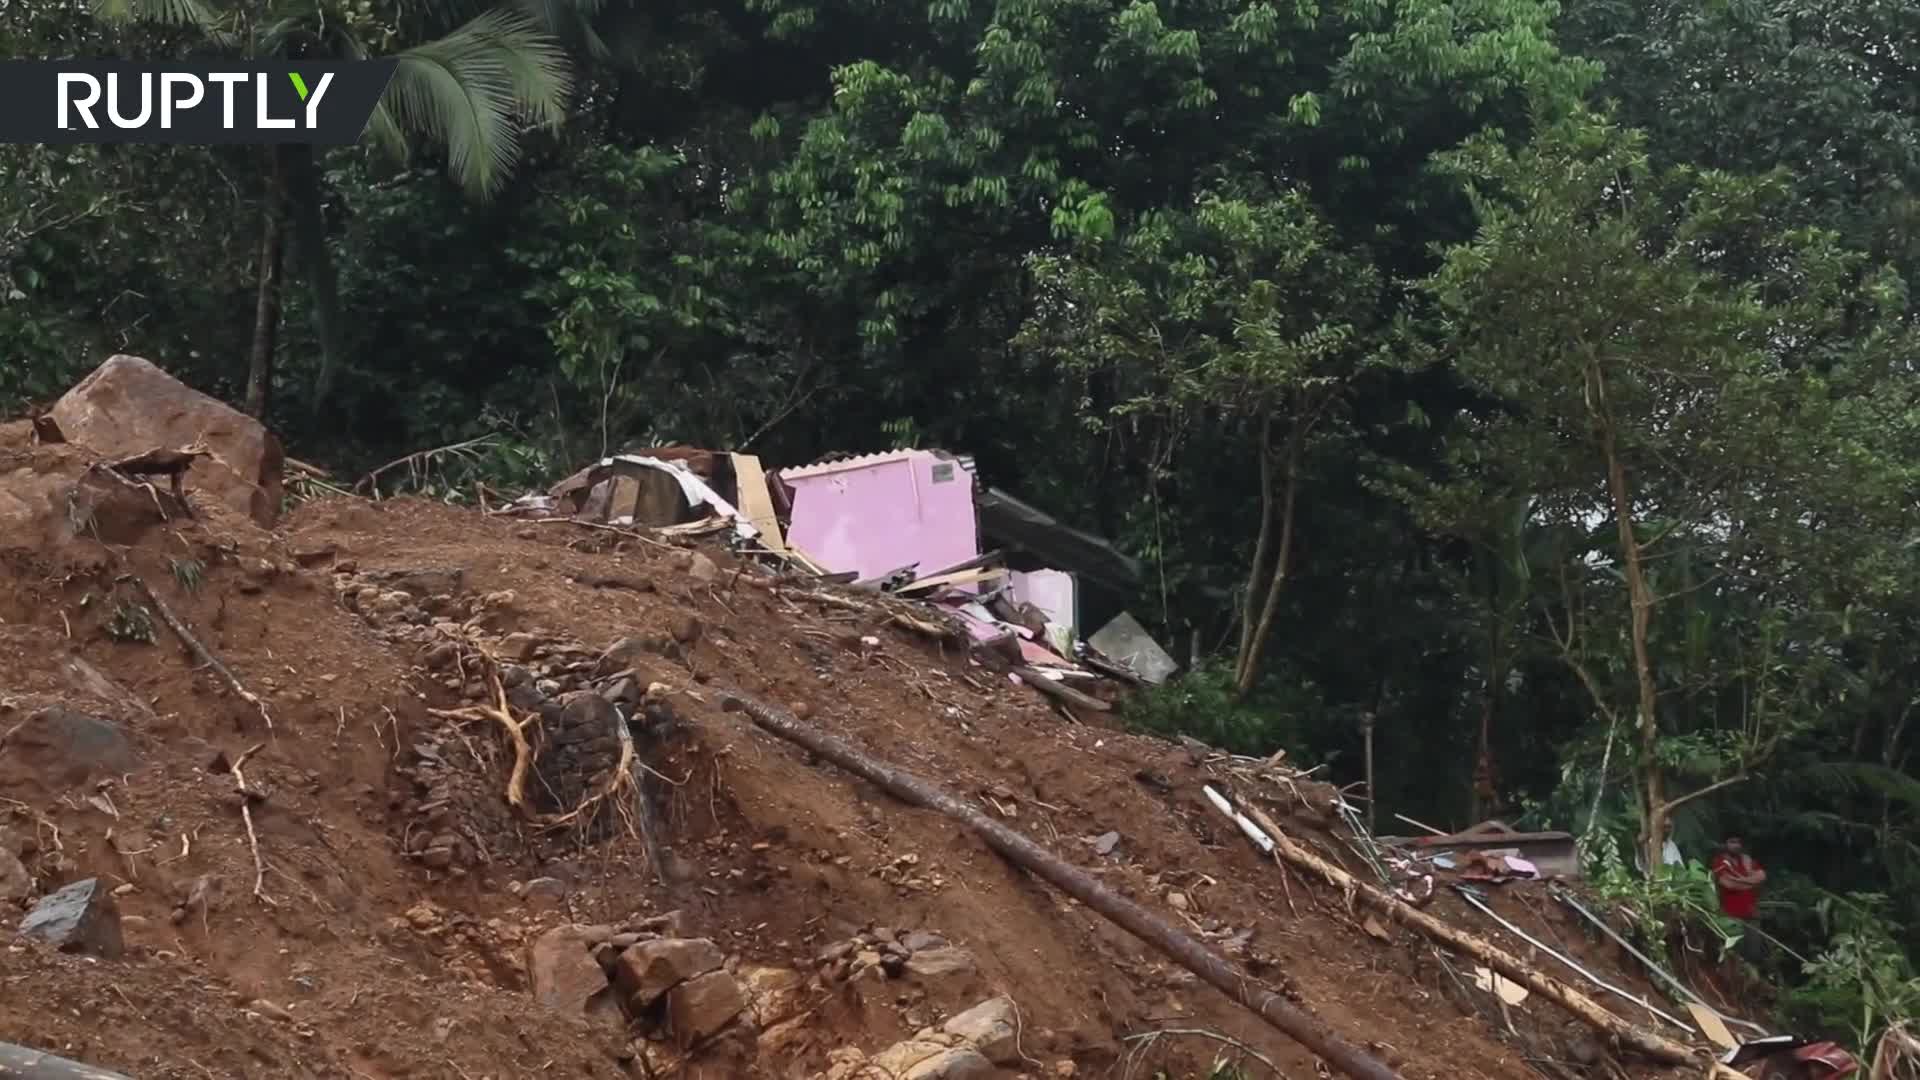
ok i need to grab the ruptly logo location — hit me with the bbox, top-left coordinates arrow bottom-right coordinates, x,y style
0,61 -> 398,144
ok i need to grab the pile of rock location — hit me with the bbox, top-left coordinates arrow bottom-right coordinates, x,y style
821,996 -> 1022,1080
812,926 -> 976,985
527,915 -> 774,1057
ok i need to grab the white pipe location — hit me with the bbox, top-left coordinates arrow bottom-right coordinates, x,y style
1202,785 -> 1275,855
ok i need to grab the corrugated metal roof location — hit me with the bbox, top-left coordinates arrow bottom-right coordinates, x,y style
778,449 -> 976,481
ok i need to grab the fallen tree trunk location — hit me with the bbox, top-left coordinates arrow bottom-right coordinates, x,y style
0,1041 -> 135,1078
717,691 -> 1401,1080
1012,666 -> 1113,713
1232,800 -> 1720,1071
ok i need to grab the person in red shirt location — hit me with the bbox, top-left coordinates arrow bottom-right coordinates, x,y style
1712,834 -> 1769,964
1712,834 -> 1766,920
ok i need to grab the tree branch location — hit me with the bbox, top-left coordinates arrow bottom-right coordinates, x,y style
1659,774 -> 1747,815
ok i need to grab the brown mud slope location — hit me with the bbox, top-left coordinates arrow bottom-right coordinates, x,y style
0,423 -> 1732,1080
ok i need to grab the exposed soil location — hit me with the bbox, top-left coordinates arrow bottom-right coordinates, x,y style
0,421 -> 1740,1079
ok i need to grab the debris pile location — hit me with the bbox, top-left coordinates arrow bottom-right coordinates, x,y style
499,441 -> 1181,711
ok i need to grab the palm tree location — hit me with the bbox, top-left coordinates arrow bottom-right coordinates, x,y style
93,0 -> 574,419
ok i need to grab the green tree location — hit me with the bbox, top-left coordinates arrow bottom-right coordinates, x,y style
1424,108 -> 1913,872
97,0 -> 573,419
1021,189 -> 1388,696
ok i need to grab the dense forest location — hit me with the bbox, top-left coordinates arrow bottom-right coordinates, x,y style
3,0 -> 1917,1049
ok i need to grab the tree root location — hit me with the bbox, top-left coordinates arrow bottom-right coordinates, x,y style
426,641 -> 651,843
132,574 -> 274,731
225,742 -> 276,907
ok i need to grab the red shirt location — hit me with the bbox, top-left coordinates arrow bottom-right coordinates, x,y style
1712,853 -> 1761,920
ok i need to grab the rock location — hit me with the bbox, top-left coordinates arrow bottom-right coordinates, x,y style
666,970 -> 745,1048
905,1049 -> 995,1080
615,938 -> 725,1007
901,930 -> 948,953
942,997 -> 1018,1065
507,684 -> 546,712
49,354 -> 285,526
904,947 -> 976,981
17,878 -> 123,957
1091,831 -> 1120,856
815,940 -> 858,966
500,633 -> 541,662
526,927 -> 608,1014
0,827 -> 36,860
601,677 -> 641,707
6,708 -> 138,791
686,552 -> 719,585
521,877 -> 567,909
0,848 -> 31,903
741,966 -> 807,1027
639,909 -> 693,938
595,637 -> 661,677
871,1038 -> 959,1077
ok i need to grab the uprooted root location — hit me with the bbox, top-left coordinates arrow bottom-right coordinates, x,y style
426,639 -> 650,844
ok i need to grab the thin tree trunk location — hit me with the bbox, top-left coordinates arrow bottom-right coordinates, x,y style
1471,625 -> 1508,822
718,691 -> 1404,1080
1235,418 -> 1303,698
244,149 -> 284,421
1235,412 -> 1276,684
1590,362 -> 1664,873
283,143 -> 345,409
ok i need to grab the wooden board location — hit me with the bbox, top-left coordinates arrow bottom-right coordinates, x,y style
730,453 -> 786,552
1686,1002 -> 1739,1050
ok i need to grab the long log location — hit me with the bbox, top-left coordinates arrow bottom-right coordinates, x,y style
1013,666 -> 1113,713
717,691 -> 1401,1080
0,1041 -> 135,1078
1234,801 -> 1719,1070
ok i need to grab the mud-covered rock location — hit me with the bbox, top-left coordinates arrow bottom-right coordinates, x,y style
614,937 -> 724,1007
666,969 -> 744,1048
527,926 -> 608,1014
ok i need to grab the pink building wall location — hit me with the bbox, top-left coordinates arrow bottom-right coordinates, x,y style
778,451 -> 978,585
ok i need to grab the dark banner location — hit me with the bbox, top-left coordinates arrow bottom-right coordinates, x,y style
0,61 -> 399,145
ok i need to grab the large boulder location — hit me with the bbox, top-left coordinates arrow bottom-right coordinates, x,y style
49,355 -> 284,526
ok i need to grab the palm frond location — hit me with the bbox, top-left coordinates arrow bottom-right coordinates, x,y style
513,0 -> 611,60
374,9 -> 572,199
